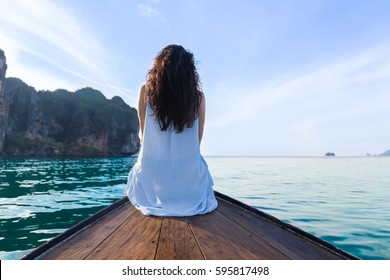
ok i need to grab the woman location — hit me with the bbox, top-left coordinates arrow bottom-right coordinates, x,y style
126,45 -> 218,216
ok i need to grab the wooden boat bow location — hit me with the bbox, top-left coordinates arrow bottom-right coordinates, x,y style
21,191 -> 357,260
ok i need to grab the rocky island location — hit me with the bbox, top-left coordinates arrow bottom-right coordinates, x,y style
0,49 -> 140,157
380,149 -> 390,156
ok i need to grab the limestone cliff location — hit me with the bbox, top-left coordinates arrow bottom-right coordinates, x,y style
0,50 -> 140,157
0,49 -> 8,152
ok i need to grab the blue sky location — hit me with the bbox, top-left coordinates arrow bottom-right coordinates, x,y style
1,0 -> 389,156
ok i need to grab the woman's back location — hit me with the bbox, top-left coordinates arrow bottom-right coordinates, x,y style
126,44 -> 217,216
126,99 -> 217,216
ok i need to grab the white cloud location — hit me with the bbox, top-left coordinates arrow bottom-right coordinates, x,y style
204,43 -> 390,155
137,3 -> 166,22
211,43 -> 390,125
0,0 -> 129,98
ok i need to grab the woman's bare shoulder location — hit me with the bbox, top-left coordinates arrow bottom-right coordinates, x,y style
199,91 -> 206,106
139,84 -> 146,97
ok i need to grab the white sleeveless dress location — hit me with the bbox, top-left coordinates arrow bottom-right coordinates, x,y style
126,102 -> 218,216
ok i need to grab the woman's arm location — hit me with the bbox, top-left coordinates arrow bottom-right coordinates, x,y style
198,92 -> 206,144
138,84 -> 146,143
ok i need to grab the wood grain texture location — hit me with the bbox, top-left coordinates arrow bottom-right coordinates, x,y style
155,218 -> 204,260
85,209 -> 162,260
41,202 -> 135,259
216,199 -> 342,259
188,210 -> 290,260
25,194 -> 355,260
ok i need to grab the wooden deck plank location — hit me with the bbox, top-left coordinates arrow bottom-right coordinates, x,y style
41,202 -> 135,260
23,194 -> 356,260
217,199 -> 347,259
188,209 -> 290,260
84,209 -> 162,260
155,218 -> 204,260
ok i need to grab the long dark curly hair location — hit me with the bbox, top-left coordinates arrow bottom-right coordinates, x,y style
146,45 -> 203,133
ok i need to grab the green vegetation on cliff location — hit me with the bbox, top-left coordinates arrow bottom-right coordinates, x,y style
2,78 -> 140,157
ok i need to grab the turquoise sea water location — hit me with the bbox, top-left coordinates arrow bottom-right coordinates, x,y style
0,156 -> 389,260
